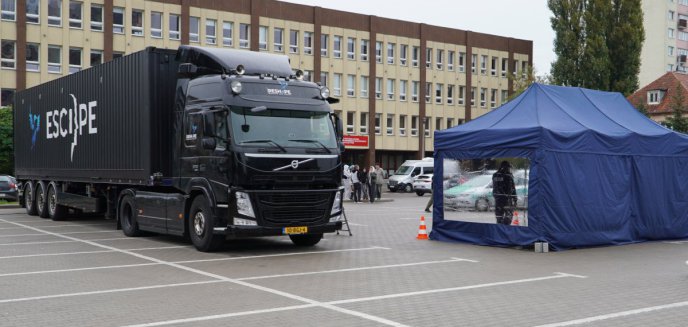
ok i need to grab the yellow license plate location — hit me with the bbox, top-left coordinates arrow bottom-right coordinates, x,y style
283,226 -> 308,234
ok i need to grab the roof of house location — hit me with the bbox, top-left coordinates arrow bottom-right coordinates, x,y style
627,72 -> 688,116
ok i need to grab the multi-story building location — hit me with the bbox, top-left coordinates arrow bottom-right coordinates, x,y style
639,0 -> 688,88
0,0 -> 532,171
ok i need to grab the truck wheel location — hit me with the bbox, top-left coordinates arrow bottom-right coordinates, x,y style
36,182 -> 50,218
47,183 -> 67,221
188,196 -> 223,252
24,182 -> 37,216
289,233 -> 323,246
119,194 -> 142,237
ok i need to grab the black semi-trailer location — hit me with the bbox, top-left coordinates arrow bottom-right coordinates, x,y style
14,46 -> 345,251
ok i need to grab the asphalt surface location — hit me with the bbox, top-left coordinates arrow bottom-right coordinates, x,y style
0,191 -> 687,326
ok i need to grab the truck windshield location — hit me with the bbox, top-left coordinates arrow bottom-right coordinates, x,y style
230,106 -> 337,149
395,165 -> 413,175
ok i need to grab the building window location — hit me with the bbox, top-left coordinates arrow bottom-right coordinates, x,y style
426,48 -> 432,68
26,43 -> 39,71
501,58 -> 508,77
412,81 -> 419,102
131,9 -> 143,36
669,63 -> 675,71
387,78 -> 395,100
501,90 -> 509,104
669,10 -> 676,20
333,35 -> 342,58
0,89 -> 14,107
169,14 -> 180,40
320,72 -> 328,87
399,115 -> 406,136
386,114 -> 394,135
480,88 -> 487,108
1,40 -> 15,69
680,31 -> 688,41
259,26 -> 268,50
435,117 -> 442,132
399,80 -> 407,101
522,61 -> 528,78
112,51 -> 123,59
375,113 -> 382,135
436,49 -> 443,70
491,56 -> 498,76
26,0 -> 39,24
375,41 -> 382,63
320,34 -> 327,56
448,51 -> 455,71
411,116 -> 418,136
68,1 -> 82,28
289,30 -> 299,54
1,0 -> 15,21
150,12 -> 162,38
491,89 -> 497,108
303,70 -> 312,82
113,7 -> 124,34
387,43 -> 395,64
274,28 -> 284,52
347,74 -> 355,97
188,16 -> 199,43
669,28 -> 675,39
206,20 -> 216,45
222,22 -> 233,47
375,77 -> 382,99
513,59 -> 519,76
648,90 -> 665,104
347,37 -> 355,60
471,54 -> 477,73
333,73 -> 342,96
458,86 -> 465,105
669,46 -> 675,56
435,83 -> 443,104
239,23 -> 250,48
424,117 -> 431,137
69,47 -> 81,74
303,31 -> 313,55
471,87 -> 476,106
48,0 -> 61,26
480,55 -> 487,75
412,46 -> 419,67
360,39 -> 368,61
360,75 -> 368,98
90,50 -> 102,67
48,45 -> 61,73
447,118 -> 454,129
360,113 -> 368,134
459,52 -> 465,72
400,44 -> 408,66
425,82 -> 431,103
447,85 -> 454,105
346,111 -> 355,134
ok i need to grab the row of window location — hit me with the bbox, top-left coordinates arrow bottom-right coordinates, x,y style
344,112 -> 464,137
1,40 -> 124,73
0,88 -> 13,107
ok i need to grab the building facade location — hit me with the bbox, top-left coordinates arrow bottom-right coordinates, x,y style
628,71 -> 688,122
639,0 -> 688,88
0,0 -> 532,171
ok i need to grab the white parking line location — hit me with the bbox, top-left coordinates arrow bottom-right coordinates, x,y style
0,262 -> 160,277
664,240 -> 688,244
0,245 -> 189,260
0,230 -> 115,238
173,246 -> 389,264
0,237 -> 130,246
0,223 -> 114,230
532,300 -> 688,327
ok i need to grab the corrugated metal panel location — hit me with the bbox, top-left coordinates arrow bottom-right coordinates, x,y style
14,48 -> 179,184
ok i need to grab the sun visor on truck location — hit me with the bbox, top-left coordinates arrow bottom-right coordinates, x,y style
176,46 -> 294,77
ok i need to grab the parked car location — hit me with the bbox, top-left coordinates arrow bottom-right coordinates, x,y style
444,171 -> 528,211
0,175 -> 18,201
412,174 -> 433,196
387,158 -> 434,192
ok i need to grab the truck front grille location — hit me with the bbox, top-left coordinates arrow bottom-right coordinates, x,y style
255,191 -> 332,226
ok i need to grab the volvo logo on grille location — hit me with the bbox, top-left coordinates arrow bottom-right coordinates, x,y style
273,158 -> 315,171
291,160 -> 299,169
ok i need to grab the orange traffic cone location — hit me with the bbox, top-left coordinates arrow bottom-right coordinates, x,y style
512,211 -> 520,226
417,215 -> 429,240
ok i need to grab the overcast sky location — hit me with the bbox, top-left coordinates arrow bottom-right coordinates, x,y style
282,0 -> 555,76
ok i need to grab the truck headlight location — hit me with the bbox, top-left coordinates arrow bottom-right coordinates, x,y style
330,191 -> 342,215
236,191 -> 255,218
233,218 -> 257,226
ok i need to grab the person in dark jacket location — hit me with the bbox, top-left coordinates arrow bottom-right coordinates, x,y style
359,167 -> 369,200
492,161 -> 516,225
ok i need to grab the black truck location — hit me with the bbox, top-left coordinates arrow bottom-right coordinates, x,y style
14,46 -> 345,251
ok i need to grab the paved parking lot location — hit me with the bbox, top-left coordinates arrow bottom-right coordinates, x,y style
0,192 -> 687,326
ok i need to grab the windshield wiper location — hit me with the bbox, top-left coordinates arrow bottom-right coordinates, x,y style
288,139 -> 332,153
238,139 -> 286,152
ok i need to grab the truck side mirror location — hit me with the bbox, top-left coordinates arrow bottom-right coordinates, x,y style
201,137 -> 216,150
178,63 -> 198,78
203,111 -> 216,138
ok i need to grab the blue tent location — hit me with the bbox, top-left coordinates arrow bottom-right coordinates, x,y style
430,83 -> 688,250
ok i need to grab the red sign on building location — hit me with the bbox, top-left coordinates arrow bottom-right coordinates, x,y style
342,135 -> 369,147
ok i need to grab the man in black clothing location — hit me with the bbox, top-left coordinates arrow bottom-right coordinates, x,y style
492,161 -> 517,225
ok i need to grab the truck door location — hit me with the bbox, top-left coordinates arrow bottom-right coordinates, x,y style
198,106 -> 230,206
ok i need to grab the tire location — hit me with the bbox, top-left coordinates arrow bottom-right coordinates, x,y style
289,233 -> 323,246
24,181 -> 37,216
416,190 -> 425,196
388,188 -> 397,193
47,183 -> 67,221
36,181 -> 50,218
403,184 -> 413,193
188,196 -> 223,252
475,198 -> 490,212
119,193 -> 142,237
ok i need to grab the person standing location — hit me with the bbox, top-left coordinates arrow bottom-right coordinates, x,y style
368,166 -> 377,203
492,161 -> 516,225
359,167 -> 369,201
342,165 -> 352,201
374,164 -> 384,200
351,165 -> 361,203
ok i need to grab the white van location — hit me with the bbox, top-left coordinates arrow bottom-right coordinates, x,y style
387,158 -> 434,192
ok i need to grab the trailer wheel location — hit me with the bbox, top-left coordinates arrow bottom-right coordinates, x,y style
36,182 -> 50,218
47,183 -> 67,221
289,233 -> 323,247
119,194 -> 142,237
24,182 -> 37,216
188,196 -> 223,252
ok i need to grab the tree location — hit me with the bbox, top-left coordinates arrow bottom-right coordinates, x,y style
507,66 -> 550,101
0,106 -> 13,175
664,85 -> 688,133
548,0 -> 644,95
634,101 -> 650,118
